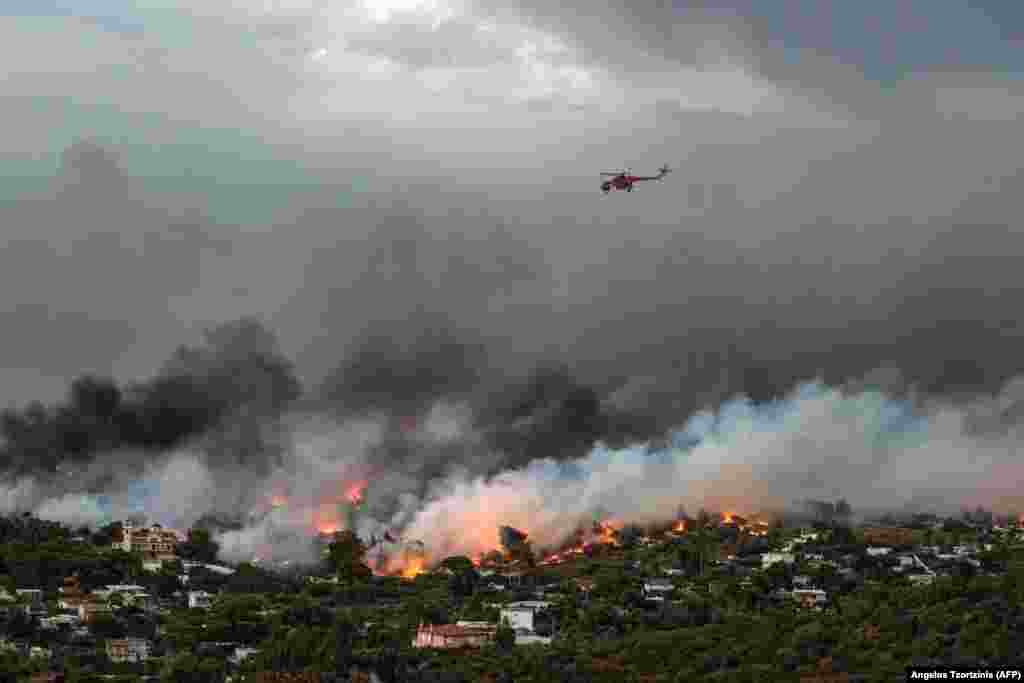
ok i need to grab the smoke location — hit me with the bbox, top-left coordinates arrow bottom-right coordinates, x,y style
389,378 -> 1024,566
8,367 -> 1024,571
1,449 -> 218,532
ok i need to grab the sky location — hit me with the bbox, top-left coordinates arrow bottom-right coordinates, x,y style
1,0 -> 1023,415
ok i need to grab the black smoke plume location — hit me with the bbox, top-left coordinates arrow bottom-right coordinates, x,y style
0,317 -> 300,478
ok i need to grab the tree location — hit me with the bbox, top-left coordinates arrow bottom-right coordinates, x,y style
178,528 -> 219,564
448,567 -> 479,599
440,556 -> 476,574
328,531 -> 372,583
495,622 -> 516,651
687,525 -> 719,578
335,614 -> 358,673
617,524 -> 644,549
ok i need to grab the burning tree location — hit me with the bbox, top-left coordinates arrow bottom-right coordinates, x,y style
499,525 -> 534,566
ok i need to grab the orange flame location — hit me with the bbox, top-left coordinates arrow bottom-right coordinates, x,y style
346,480 -> 368,505
400,556 -> 425,579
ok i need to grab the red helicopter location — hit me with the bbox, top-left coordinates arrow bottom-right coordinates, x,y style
600,164 -> 671,193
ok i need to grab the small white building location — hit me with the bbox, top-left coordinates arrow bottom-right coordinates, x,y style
499,601 -> 551,633
78,601 -> 112,623
761,552 -> 795,569
792,575 -> 814,589
30,645 -> 52,661
40,614 -> 80,629
514,631 -> 553,645
188,591 -> 213,609
230,647 -> 260,665
182,562 -> 236,576
642,578 -> 675,602
16,589 -> 47,617
97,585 -> 149,605
106,637 -> 151,663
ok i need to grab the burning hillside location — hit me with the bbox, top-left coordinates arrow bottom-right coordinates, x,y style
2,318 -> 1023,577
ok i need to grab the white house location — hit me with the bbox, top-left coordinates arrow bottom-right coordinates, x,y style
230,647 -> 260,665
792,575 -> 814,589
182,562 -> 236,576
642,578 -> 675,602
30,645 -> 52,661
188,591 -> 212,609
97,585 -> 149,606
907,573 -> 935,586
761,553 -> 795,569
40,614 -> 80,629
16,589 -> 46,617
499,601 -> 551,633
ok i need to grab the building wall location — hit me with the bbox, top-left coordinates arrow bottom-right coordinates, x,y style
413,624 -> 496,649
500,608 -> 535,632
861,527 -> 914,546
117,523 -> 178,556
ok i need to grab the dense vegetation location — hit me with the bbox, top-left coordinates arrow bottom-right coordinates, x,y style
1,511 -> 1022,682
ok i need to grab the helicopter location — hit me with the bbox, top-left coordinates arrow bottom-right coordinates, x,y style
600,164 -> 671,193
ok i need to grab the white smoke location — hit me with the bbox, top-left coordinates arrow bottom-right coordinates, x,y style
392,378 -> 1024,565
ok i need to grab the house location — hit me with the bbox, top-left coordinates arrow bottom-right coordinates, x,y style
114,521 -> 179,560
499,601 -> 551,633
40,614 -> 80,629
642,578 -> 675,602
30,645 -> 52,661
16,589 -> 47,617
188,591 -> 213,609
182,561 -> 236,576
29,674 -> 65,683
141,559 -> 166,573
413,622 -> 497,649
58,576 -> 88,609
792,575 -> 815,589
791,589 -> 828,610
230,647 -> 260,665
906,571 -> 935,586
78,601 -> 112,623
860,527 -> 914,547
96,584 -> 148,601
761,552 -> 795,569
106,637 -> 151,663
